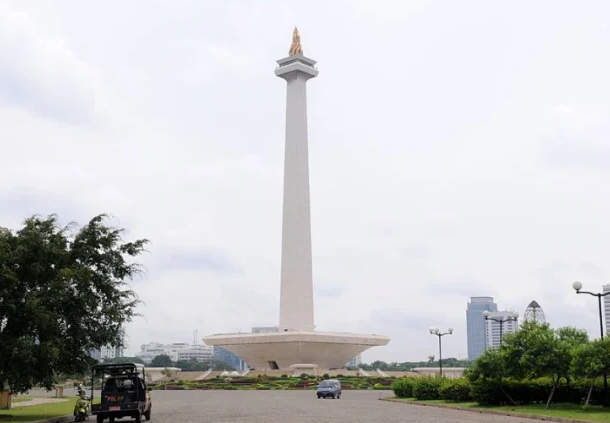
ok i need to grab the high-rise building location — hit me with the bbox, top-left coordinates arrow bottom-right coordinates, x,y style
466,296 -> 498,361
484,311 -> 519,348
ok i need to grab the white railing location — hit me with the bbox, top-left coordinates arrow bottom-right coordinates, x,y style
376,369 -> 389,377
196,369 -> 213,380
357,369 -> 371,377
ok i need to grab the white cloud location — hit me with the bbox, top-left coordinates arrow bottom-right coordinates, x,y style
0,2 -> 107,126
3,0 -> 610,364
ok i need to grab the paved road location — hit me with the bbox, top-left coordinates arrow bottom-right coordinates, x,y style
146,390 -> 537,422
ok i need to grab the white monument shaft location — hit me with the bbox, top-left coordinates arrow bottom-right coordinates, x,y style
276,54 -> 318,332
203,29 -> 389,370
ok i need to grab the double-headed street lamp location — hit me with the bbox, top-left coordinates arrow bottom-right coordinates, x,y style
483,310 -> 519,346
572,281 -> 610,398
428,327 -> 453,377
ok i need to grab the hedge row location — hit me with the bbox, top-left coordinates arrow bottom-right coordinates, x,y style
391,376 -> 608,406
150,376 -> 395,391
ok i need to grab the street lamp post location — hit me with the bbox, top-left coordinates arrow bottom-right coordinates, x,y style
572,281 -> 610,400
428,327 -> 453,377
483,311 -> 519,346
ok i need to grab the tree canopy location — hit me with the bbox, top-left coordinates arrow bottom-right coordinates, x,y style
150,354 -> 173,368
0,214 -> 148,393
467,320 -> 596,408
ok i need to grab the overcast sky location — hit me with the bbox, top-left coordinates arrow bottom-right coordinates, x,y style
2,0 -> 610,363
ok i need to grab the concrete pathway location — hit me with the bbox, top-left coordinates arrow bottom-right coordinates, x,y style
13,398 -> 70,407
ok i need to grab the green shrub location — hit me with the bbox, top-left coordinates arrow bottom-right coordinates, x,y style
412,377 -> 442,400
373,383 -> 386,390
439,378 -> 472,402
391,378 -> 414,398
323,373 -> 330,380
255,384 -> 270,390
300,373 -> 309,379
281,374 -> 287,378
221,384 -> 236,390
337,374 -> 344,378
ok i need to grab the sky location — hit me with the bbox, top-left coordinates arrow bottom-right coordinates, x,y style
2,0 -> 610,363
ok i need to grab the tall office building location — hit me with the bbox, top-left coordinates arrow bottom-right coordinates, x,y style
484,311 -> 519,348
466,296 -> 497,361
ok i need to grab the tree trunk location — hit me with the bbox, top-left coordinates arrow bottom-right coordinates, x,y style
585,380 -> 594,406
546,376 -> 559,409
500,385 -> 518,406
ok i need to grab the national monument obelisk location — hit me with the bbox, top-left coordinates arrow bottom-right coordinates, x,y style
203,29 -> 390,371
276,28 -> 317,333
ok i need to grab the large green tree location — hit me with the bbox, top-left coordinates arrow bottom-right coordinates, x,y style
571,338 -> 610,405
150,354 -> 173,368
502,321 -> 581,408
0,214 -> 148,393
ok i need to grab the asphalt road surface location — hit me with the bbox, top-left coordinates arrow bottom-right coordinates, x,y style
144,390 -> 538,423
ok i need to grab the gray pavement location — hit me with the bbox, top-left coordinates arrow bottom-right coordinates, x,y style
146,390 -> 537,422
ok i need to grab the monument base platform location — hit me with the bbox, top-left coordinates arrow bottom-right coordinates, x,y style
203,331 -> 390,370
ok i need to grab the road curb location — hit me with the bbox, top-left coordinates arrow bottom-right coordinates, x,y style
27,415 -> 73,423
380,397 -> 596,423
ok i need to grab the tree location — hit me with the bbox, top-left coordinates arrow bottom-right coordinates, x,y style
150,354 -> 173,368
556,326 -> 589,386
465,347 -> 517,405
571,338 -> 610,405
502,321 -> 574,408
0,214 -> 148,393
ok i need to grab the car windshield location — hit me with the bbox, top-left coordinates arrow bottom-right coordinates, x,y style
319,381 -> 335,387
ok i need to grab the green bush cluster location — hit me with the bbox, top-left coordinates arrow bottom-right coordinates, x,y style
391,375 -> 610,406
412,376 -> 443,400
392,377 -> 472,402
439,378 -> 471,402
470,377 -> 606,406
391,378 -> 414,398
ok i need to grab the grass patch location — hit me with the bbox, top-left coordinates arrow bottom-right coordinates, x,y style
0,398 -> 78,423
391,398 -> 610,423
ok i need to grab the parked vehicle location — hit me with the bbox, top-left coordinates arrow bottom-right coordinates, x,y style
90,363 -> 152,423
316,379 -> 342,399
74,384 -> 91,422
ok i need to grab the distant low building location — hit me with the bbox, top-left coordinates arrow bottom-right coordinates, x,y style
251,326 -> 279,333
136,342 -> 213,363
412,367 -> 466,379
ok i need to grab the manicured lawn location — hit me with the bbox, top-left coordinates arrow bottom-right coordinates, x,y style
392,398 -> 610,422
0,398 -> 76,423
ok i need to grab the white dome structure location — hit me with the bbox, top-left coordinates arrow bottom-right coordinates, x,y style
221,371 -> 229,377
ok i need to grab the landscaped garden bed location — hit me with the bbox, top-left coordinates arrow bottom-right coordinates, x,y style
149,375 -> 396,391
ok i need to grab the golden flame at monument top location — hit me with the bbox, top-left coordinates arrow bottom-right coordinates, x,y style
288,27 -> 303,56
